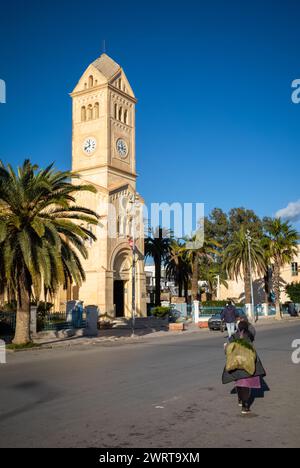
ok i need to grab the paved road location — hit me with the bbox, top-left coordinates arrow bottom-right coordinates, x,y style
0,322 -> 299,448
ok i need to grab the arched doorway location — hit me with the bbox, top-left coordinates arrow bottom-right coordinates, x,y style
112,248 -> 131,318
114,281 -> 125,318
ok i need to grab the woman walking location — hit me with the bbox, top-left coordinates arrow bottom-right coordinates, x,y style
222,320 -> 266,415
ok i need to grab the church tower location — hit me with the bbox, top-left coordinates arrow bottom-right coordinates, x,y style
62,54 -> 147,320
71,53 -> 137,191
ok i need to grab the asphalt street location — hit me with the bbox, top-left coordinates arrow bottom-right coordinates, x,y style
0,321 -> 299,448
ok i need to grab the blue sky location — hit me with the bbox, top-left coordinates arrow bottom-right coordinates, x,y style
0,0 -> 300,224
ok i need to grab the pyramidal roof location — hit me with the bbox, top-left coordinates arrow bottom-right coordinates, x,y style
92,54 -> 121,81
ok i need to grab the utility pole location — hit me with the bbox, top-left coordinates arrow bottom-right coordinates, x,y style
245,230 -> 255,321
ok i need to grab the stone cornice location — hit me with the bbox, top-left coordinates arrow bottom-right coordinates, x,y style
70,83 -> 137,104
74,164 -> 138,179
108,84 -> 137,104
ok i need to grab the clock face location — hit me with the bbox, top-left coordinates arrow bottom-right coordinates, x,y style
83,137 -> 97,155
116,139 -> 128,158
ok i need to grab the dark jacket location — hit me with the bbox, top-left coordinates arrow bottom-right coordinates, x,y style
221,305 -> 238,324
222,329 -> 266,384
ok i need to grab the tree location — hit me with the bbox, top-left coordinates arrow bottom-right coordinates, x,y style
165,240 -> 191,300
0,160 -> 99,345
199,261 -> 228,301
228,208 -> 263,242
286,283 -> 300,304
185,236 -> 220,301
223,227 -> 266,305
205,208 -> 230,251
145,227 -> 172,306
264,218 -> 299,320
205,207 -> 263,253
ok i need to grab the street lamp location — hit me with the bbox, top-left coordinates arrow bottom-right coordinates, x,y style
245,230 -> 255,321
216,274 -> 220,300
128,195 -> 139,337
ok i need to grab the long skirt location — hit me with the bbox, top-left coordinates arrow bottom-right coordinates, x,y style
235,376 -> 261,389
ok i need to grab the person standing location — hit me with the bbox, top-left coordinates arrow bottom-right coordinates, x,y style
222,320 -> 266,415
221,301 -> 239,338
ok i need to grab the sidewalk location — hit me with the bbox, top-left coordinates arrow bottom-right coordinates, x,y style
29,315 -> 300,351
32,323 -> 200,350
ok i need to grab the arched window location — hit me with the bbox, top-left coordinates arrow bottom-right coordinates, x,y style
114,103 -> 118,120
94,102 -> 99,119
81,106 -> 86,122
124,110 -> 128,125
88,75 -> 94,88
119,107 -> 123,122
87,104 -> 93,120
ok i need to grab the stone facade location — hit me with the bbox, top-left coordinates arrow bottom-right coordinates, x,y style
54,54 -> 147,319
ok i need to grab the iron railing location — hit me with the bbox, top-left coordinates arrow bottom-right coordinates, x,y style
0,311 -> 16,332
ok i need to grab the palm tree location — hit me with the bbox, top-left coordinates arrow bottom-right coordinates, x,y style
223,228 -> 266,305
0,160 -> 99,345
145,227 -> 172,306
165,240 -> 191,300
185,236 -> 220,301
264,218 -> 299,320
260,234 -> 273,305
199,262 -> 228,301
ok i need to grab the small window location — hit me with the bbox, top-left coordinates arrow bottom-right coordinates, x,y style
88,75 -> 94,88
94,102 -> 99,119
114,103 -> 118,119
87,105 -> 93,120
118,107 -> 123,122
124,110 -> 128,125
81,106 -> 86,122
292,262 -> 298,276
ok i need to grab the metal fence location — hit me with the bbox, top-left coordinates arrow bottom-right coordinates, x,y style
0,310 -> 87,334
40,310 -> 87,331
170,305 -> 291,320
0,311 -> 16,332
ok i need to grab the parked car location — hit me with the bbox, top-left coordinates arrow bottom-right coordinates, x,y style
208,309 -> 247,332
208,313 -> 225,332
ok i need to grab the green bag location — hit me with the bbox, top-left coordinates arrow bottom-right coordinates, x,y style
226,339 -> 257,376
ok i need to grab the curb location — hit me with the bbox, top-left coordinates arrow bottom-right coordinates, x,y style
3,319 -> 299,354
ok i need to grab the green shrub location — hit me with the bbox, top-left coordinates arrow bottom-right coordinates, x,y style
37,301 -> 54,314
151,307 -> 171,319
286,283 -> 300,303
36,302 -> 54,332
2,301 -> 17,312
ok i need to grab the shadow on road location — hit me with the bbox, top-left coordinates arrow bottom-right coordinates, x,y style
230,379 -> 270,409
0,380 -> 62,424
